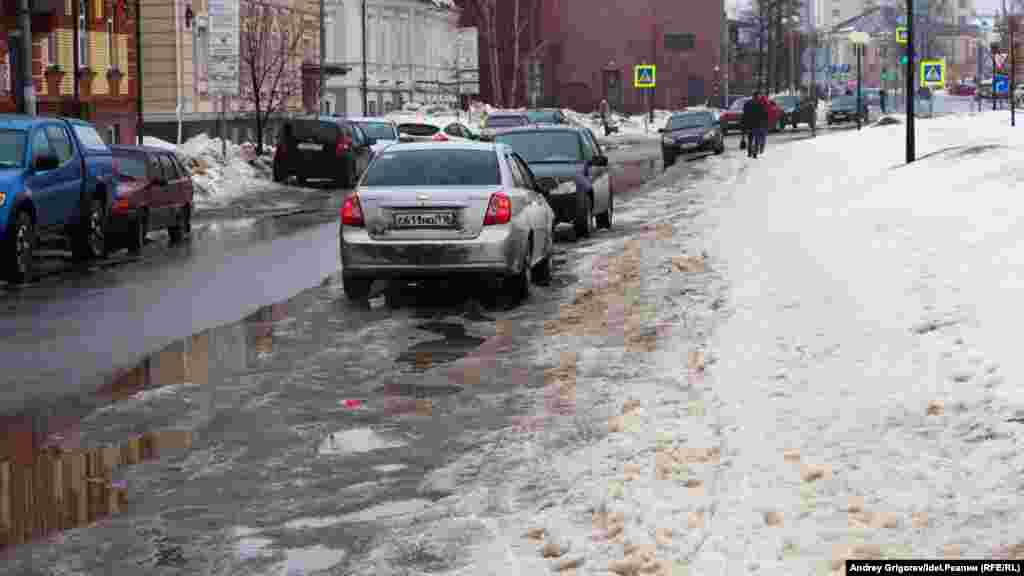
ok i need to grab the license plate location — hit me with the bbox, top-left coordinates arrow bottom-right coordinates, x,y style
393,211 -> 456,228
297,142 -> 323,151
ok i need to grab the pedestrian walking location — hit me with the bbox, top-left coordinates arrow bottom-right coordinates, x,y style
880,89 -> 887,114
755,93 -> 772,156
742,93 -> 763,158
599,99 -> 612,136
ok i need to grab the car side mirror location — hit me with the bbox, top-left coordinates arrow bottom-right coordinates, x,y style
590,155 -> 609,167
33,153 -> 59,172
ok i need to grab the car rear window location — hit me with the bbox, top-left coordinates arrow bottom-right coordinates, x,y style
288,120 -> 339,143
667,113 -> 713,130
486,115 -> 529,128
72,124 -> 109,152
112,151 -> 148,180
0,129 -> 26,168
357,122 -> 398,140
363,149 -> 500,187
494,131 -> 582,163
525,111 -> 559,124
398,123 -> 440,137
776,96 -> 799,108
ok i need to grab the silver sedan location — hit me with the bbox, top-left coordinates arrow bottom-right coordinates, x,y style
339,142 -> 556,303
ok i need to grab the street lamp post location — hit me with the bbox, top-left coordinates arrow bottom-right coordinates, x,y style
991,37 -> 1000,111
362,0 -> 368,115
906,0 -> 915,163
849,30 -> 869,130
714,65 -> 721,108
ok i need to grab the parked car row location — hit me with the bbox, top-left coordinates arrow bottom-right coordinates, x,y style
718,95 -> 809,135
338,124 -> 615,305
0,115 -> 196,285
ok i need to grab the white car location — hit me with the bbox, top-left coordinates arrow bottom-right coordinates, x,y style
396,117 -> 480,143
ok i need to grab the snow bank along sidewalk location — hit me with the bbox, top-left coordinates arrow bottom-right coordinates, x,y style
692,109 -> 1024,574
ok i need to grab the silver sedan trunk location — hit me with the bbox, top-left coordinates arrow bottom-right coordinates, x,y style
340,144 -> 549,287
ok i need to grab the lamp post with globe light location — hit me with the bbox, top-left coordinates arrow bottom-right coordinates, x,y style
849,30 -> 870,130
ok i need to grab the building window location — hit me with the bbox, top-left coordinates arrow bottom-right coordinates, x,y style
107,18 -> 115,66
79,0 -> 90,68
664,33 -> 696,51
47,32 -> 57,67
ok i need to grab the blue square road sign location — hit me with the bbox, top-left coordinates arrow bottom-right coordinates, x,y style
994,74 -> 1009,94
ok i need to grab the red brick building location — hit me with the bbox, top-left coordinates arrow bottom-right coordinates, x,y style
0,0 -> 139,144
459,0 -> 723,114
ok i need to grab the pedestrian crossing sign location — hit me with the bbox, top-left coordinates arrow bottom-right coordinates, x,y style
920,59 -> 945,87
896,26 -> 908,44
634,65 -> 656,88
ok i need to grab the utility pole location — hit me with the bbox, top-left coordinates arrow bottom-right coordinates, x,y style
319,0 -> 325,113
723,6 -> 730,108
17,0 -> 35,115
73,0 -> 81,117
1006,0 -> 1016,126
811,29 -> 817,136
906,0 -> 915,163
136,0 -> 143,143
361,0 -> 368,115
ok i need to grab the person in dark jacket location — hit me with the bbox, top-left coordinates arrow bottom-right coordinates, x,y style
879,89 -> 887,114
741,94 -> 763,158
755,94 -> 773,155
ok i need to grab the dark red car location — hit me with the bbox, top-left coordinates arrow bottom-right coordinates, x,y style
109,145 -> 194,253
951,83 -> 977,96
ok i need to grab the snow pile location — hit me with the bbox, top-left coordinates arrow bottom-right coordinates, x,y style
175,133 -> 276,208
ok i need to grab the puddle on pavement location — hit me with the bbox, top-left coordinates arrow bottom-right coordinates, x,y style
372,463 -> 408,474
334,498 -> 433,524
280,544 -> 347,573
395,322 -> 486,372
317,428 -> 408,456
615,158 -> 660,191
0,427 -> 194,552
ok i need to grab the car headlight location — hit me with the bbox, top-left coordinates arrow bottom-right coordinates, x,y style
662,136 -> 673,145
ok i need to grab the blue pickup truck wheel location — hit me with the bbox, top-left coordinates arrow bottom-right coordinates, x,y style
4,211 -> 35,284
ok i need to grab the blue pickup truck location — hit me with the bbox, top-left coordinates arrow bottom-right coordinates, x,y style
0,115 -> 117,284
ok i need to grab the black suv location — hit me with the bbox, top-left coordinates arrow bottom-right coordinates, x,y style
493,126 -> 614,239
773,95 -> 816,130
659,110 -> 725,167
826,95 -> 870,126
525,108 -> 570,125
273,117 -> 375,188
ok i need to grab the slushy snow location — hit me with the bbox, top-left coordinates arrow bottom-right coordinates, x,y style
349,109 -> 1024,575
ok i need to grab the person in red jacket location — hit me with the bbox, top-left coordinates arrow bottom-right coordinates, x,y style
754,94 -> 775,155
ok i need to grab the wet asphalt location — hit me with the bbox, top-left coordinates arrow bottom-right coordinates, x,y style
0,130 -> 818,574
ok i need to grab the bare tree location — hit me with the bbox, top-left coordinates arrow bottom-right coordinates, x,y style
239,2 -> 305,155
461,0 -> 503,107
509,0 -> 546,107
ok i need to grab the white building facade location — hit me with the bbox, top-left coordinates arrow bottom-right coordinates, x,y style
323,0 -> 460,116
